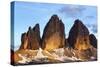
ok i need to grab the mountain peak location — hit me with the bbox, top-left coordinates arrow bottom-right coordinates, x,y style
19,24 -> 41,50
51,14 -> 58,18
68,19 -> 90,50
50,14 -> 59,22
42,14 -> 65,51
75,19 -> 82,23
33,23 -> 40,32
28,26 -> 32,31
74,19 -> 84,27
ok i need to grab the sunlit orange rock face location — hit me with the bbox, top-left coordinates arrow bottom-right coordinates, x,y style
19,24 -> 41,50
42,15 -> 65,51
75,36 -> 90,50
68,19 -> 91,50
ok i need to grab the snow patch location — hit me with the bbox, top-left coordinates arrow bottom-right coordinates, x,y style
18,54 -> 31,64
34,48 -> 48,59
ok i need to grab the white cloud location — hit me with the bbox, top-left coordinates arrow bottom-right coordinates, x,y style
59,5 -> 86,17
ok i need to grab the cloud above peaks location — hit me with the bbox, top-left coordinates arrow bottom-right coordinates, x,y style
59,5 -> 86,18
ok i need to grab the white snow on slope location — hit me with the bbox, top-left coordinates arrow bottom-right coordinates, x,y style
34,48 -> 48,59
18,54 -> 31,64
53,48 -> 82,61
18,48 -> 83,64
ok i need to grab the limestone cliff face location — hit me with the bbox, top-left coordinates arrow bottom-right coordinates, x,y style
19,33 -> 28,49
19,24 -> 41,50
89,34 -> 97,48
68,19 -> 91,50
42,15 -> 65,51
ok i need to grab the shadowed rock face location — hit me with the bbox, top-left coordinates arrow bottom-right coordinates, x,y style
65,39 -> 69,47
19,33 -> 28,50
68,19 -> 90,50
42,15 -> 65,51
89,34 -> 97,48
19,24 -> 41,50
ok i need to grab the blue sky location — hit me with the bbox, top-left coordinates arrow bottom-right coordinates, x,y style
11,1 -> 97,51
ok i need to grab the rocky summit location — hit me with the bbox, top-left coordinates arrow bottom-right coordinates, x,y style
19,24 -> 41,50
67,19 -> 97,60
42,15 -> 65,51
68,19 -> 91,50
